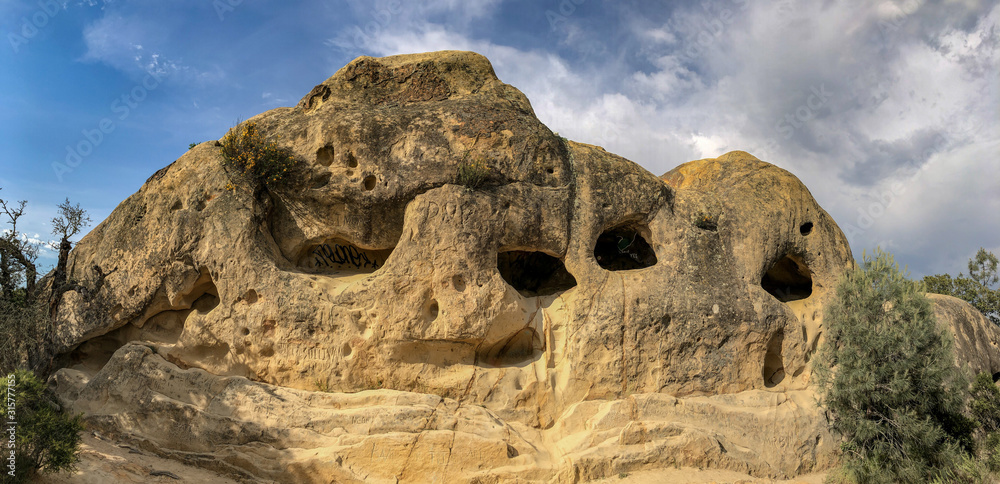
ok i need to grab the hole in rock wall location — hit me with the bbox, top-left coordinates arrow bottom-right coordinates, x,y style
426,299 -> 439,320
299,238 -> 394,274
497,251 -> 577,297
316,145 -> 335,167
800,222 -> 813,235
363,175 -> 377,191
763,330 -> 785,388
761,254 -> 813,302
594,222 -> 658,271
452,275 -> 466,292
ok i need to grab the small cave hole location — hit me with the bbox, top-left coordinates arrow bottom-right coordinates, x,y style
761,254 -> 813,302
342,343 -> 353,358
546,167 -> 554,174
312,172 -> 332,190
241,327 -> 250,336
993,372 -> 1000,383
426,299 -> 439,320
346,152 -> 359,168
169,200 -> 183,212
800,222 -> 814,236
243,289 -> 258,304
594,222 -> 658,271
363,175 -> 377,191
452,275 -> 467,292
316,145 -> 335,167
192,292 -> 220,313
763,330 -> 785,388
497,251 -> 577,297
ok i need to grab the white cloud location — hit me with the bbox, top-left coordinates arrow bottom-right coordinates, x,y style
80,14 -> 184,79
321,0 -> 997,275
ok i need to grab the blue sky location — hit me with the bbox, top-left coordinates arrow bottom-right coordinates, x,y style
0,0 -> 997,278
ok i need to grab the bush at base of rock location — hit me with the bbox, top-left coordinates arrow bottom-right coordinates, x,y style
815,248 -> 974,484
1,370 -> 83,484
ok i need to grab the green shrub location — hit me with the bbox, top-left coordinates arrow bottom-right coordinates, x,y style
970,372 -> 1000,472
220,120 -> 296,188
2,370 -> 83,483
456,152 -> 493,190
814,248 -> 974,483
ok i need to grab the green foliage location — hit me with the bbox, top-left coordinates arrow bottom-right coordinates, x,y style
1,370 -> 83,483
220,120 -> 296,188
456,152 -> 494,190
815,248 -> 974,483
971,372 -> 1000,434
188,142 -> 199,150
923,248 -> 1000,325
970,372 -> 1000,473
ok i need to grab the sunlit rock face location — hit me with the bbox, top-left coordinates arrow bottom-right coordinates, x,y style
47,51 -> 1000,483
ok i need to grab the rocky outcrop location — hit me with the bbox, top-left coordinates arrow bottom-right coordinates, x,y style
46,51 -> 1000,483
929,293 -> 1000,377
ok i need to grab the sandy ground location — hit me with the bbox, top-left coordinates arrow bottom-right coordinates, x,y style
34,431 -> 243,484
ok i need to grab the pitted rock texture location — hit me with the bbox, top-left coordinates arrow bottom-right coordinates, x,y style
48,51 -> 1000,483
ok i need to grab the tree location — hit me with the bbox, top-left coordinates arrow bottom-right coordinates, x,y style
0,189 -> 39,304
970,372 -> 1000,472
48,198 -> 91,313
923,248 -> 1000,325
815,248 -> 974,483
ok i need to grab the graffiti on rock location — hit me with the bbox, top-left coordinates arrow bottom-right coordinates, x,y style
312,243 -> 381,270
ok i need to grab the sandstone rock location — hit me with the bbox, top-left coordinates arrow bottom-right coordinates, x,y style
928,293 -> 1000,376
46,51 -> 1000,483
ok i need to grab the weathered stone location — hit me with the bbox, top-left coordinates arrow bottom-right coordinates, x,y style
46,51 -> 1000,483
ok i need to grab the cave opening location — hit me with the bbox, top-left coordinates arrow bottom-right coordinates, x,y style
594,222 -> 657,271
497,250 -> 576,297
761,253 -> 813,302
65,267 -> 219,374
763,330 -> 786,388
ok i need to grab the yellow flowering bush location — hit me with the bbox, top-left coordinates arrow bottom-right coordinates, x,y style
457,153 -> 493,190
220,121 -> 296,188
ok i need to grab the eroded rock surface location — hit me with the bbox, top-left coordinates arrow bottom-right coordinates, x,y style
47,51 -> 1000,483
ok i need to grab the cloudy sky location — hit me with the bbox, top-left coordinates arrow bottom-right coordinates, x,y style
0,0 -> 997,278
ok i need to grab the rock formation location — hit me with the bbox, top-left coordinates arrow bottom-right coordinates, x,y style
46,51 -> 1000,483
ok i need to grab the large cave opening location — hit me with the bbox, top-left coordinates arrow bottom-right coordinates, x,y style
594,222 -> 657,271
497,250 -> 576,297
761,253 -> 813,302
67,267 -> 219,374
